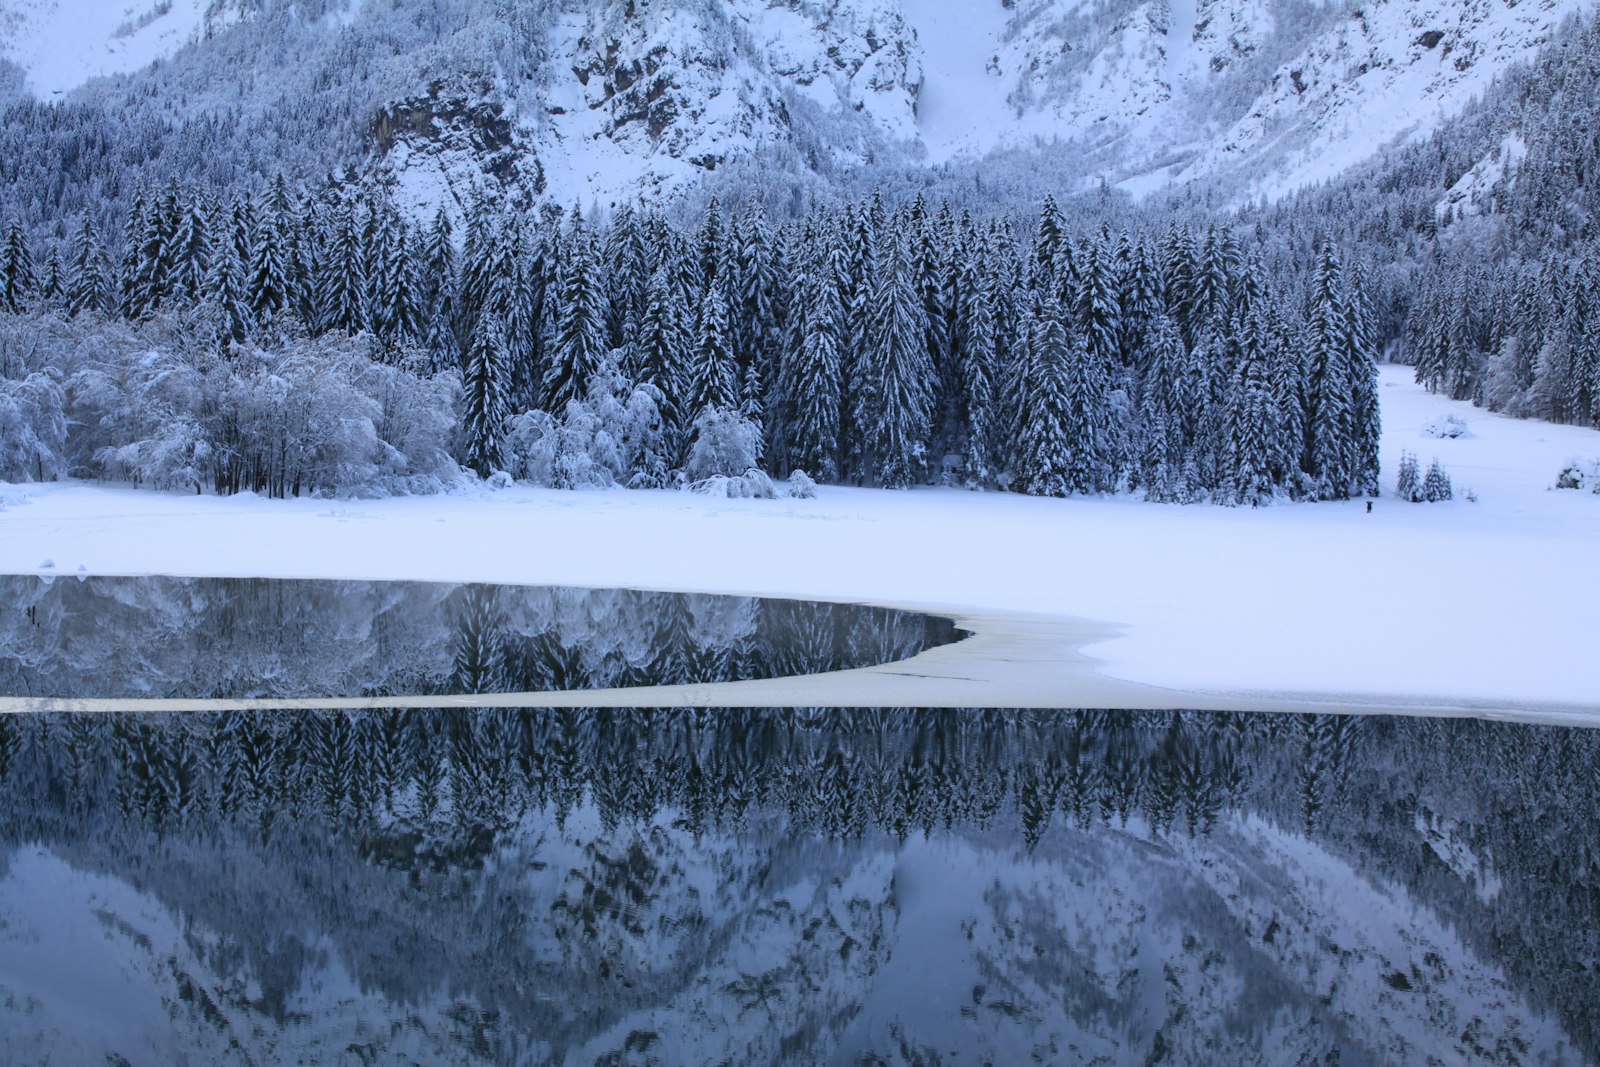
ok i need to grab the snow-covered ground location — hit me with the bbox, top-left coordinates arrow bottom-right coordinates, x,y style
2,367 -> 1598,720
0,0 -> 239,97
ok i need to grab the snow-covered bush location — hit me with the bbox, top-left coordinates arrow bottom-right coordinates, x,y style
501,361 -> 669,490
1554,458 -> 1600,492
50,317 -> 463,497
787,469 -> 818,499
685,406 -> 762,481
1421,415 -> 1471,439
501,409 -> 559,485
98,415 -> 211,492
687,469 -> 777,499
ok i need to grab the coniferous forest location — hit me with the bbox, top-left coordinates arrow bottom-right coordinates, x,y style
0,185 -> 1381,504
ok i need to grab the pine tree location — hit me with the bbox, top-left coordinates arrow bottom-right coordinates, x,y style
1076,237 -> 1122,372
1224,310 -> 1281,506
1059,319 -> 1116,494
1395,450 -> 1422,502
319,202 -> 368,336
66,218 -> 111,318
421,208 -> 459,373
960,257 -> 1001,488
544,232 -> 607,411
1,219 -> 37,313
1014,299 -> 1075,497
248,197 -> 289,326
635,263 -> 689,445
463,314 -> 510,478
858,236 -> 935,489
204,219 -> 252,346
604,204 -> 649,352
123,185 -> 181,319
1422,457 -> 1454,502
1305,242 -> 1365,500
784,267 -> 843,482
686,283 -> 738,419
168,199 -> 212,307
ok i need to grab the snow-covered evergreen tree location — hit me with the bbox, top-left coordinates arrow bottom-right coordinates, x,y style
462,314 -> 510,478
544,232 -> 607,413
686,283 -> 739,421
1395,450 -> 1422,502
66,219 -> 112,319
857,236 -> 934,489
783,267 -> 843,483
1013,298 -> 1075,497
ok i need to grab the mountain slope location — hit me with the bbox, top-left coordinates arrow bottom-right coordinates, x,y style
0,0 -> 1593,208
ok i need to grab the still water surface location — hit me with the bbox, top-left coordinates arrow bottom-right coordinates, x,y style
0,707 -> 1595,1065
0,575 -> 962,699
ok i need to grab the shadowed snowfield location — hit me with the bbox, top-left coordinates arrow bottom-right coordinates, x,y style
3,366 -> 1598,719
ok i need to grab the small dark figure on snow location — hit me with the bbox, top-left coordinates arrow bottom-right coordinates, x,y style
1366,500 -> 1372,513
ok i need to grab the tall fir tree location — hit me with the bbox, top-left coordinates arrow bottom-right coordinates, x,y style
545,232 -> 608,411
1014,298 -> 1076,497
66,218 -> 111,318
857,236 -> 934,489
463,314 -> 511,478
686,283 -> 739,420
784,266 -> 843,482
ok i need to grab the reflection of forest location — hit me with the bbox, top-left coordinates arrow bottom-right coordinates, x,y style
0,576 -> 955,698
0,709 -> 1594,1065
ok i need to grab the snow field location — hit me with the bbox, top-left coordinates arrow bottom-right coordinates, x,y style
1,366 -> 1597,717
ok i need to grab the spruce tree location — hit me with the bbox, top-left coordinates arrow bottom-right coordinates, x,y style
544,232 -> 607,412
635,263 -> 689,446
463,314 -> 511,478
1014,299 -> 1075,497
960,258 -> 1001,488
1305,242 -> 1358,499
1422,457 -> 1454,502
785,267 -> 843,482
1059,319 -> 1115,494
858,236 -> 935,489
1395,451 -> 1422,502
319,202 -> 369,336
1,219 -> 36,313
1224,310 -> 1280,506
169,200 -> 212,306
686,283 -> 738,419
66,218 -> 111,318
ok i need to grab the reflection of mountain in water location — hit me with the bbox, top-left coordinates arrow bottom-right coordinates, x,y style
0,576 -> 959,699
0,710 -> 1595,1065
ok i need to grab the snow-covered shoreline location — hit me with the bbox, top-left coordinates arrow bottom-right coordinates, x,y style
3,367 -> 1598,720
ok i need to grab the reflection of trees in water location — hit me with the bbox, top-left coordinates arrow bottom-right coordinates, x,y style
1,709 -> 1596,1062
0,576 -> 954,699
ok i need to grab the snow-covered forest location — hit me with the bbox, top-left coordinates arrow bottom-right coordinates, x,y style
0,188 -> 1381,503
4,1 -> 1600,505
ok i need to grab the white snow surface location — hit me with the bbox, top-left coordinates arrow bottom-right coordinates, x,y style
0,0 -> 239,96
2,366 -> 1598,718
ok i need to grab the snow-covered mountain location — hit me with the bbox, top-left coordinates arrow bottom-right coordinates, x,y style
0,0 -> 1590,207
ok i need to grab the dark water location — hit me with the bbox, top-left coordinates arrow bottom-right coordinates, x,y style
0,708 -> 1596,1066
0,576 -> 962,699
